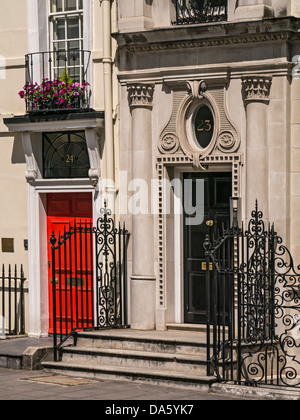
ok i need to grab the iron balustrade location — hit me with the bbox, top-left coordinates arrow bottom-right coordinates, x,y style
24,49 -> 92,114
49,204 -> 130,362
204,202 -> 300,388
0,265 -> 26,337
173,0 -> 228,25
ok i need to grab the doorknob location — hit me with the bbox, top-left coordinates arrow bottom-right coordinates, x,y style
50,277 -> 59,285
206,220 -> 214,227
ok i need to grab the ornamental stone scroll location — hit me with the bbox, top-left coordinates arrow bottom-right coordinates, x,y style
158,79 -> 241,162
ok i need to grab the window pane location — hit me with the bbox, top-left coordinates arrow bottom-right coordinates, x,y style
53,41 -> 66,54
67,16 -> 80,39
68,41 -> 80,66
54,17 -> 66,40
43,132 -> 89,179
53,42 -> 67,75
65,0 -> 77,11
51,0 -> 63,13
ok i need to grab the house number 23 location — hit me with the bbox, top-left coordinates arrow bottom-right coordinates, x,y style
197,120 -> 212,132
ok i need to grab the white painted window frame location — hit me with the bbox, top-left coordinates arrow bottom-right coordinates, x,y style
49,0 -> 84,81
26,0 -> 92,56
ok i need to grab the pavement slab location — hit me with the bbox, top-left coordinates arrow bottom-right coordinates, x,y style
0,368 -> 251,401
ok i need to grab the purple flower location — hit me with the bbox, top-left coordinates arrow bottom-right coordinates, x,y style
19,78 -> 89,108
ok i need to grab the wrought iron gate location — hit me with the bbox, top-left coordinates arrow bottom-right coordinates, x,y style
205,202 -> 300,388
49,203 -> 130,361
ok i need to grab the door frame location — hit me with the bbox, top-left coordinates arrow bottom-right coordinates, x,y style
173,166 -> 233,324
26,180 -> 98,338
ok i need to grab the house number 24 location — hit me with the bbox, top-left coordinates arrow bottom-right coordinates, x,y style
65,154 -> 75,164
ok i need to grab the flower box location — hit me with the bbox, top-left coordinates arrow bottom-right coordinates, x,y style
19,78 -> 90,112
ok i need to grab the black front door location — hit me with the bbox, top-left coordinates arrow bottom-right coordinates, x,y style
183,172 -> 232,324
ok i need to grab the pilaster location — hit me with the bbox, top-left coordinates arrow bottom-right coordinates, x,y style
127,82 -> 156,330
242,76 -> 272,221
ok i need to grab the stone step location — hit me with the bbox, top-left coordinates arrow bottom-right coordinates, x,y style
61,346 -> 208,375
42,360 -> 216,391
166,323 -> 207,333
75,329 -> 208,356
42,329 -> 216,390
167,323 -> 229,334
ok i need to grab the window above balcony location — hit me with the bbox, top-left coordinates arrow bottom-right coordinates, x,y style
173,0 -> 228,25
18,0 -> 92,115
50,0 -> 84,82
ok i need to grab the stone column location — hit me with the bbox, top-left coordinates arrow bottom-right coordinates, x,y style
242,76 -> 272,221
127,83 -> 156,330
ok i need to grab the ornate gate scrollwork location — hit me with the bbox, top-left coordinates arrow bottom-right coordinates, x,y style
205,202 -> 300,388
95,204 -> 128,328
50,202 -> 130,361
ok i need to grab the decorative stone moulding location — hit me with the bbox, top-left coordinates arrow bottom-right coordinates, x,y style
158,132 -> 180,155
187,80 -> 208,98
242,76 -> 272,103
127,83 -> 155,108
158,79 -> 241,167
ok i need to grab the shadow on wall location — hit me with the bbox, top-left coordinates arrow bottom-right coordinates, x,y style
11,135 -> 26,165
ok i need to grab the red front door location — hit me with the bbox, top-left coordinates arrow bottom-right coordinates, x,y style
47,193 -> 93,334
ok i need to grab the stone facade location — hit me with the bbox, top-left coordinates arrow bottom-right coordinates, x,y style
114,0 -> 300,330
1,0 -> 300,337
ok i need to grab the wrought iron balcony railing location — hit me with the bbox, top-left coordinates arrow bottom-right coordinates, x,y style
173,0 -> 228,25
22,49 -> 92,114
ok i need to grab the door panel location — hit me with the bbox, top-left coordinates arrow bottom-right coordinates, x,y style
183,173 -> 232,324
47,193 -> 93,334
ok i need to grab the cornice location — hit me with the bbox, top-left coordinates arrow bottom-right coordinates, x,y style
123,31 -> 294,55
117,61 -> 292,87
113,17 -> 300,55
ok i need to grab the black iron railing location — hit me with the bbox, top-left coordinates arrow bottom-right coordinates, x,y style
173,0 -> 228,25
204,202 -> 300,388
49,204 -> 130,362
0,265 -> 26,337
22,49 -> 92,114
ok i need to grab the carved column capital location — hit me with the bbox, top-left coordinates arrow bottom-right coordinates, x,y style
242,76 -> 272,103
127,83 -> 155,109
